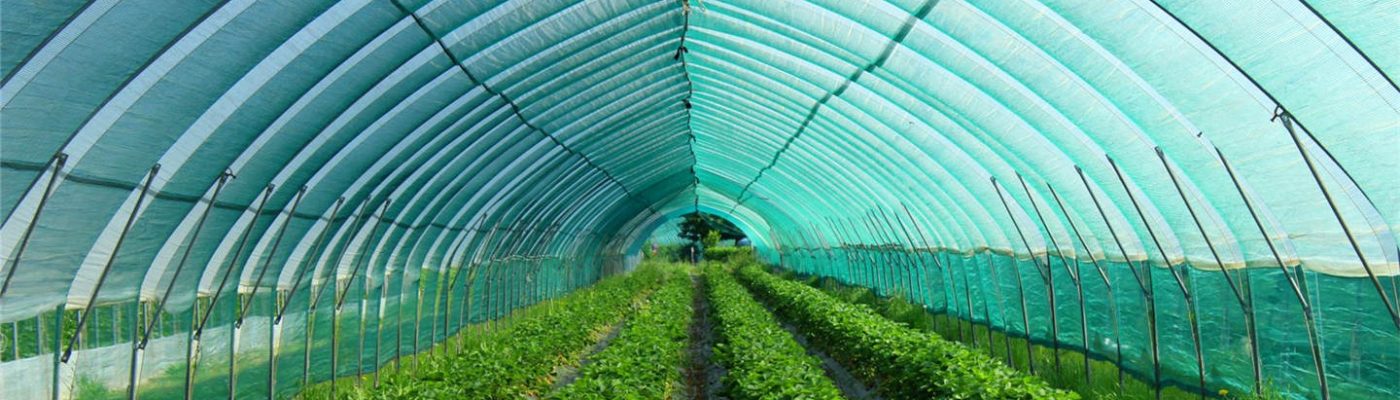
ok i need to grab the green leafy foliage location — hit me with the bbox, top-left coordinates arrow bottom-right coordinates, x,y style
303,263 -> 669,399
703,246 -> 753,263
704,263 -> 843,400
800,276 -> 1264,400
703,230 -> 721,248
735,265 -> 1079,400
548,264 -> 694,399
644,243 -> 688,262
677,212 -> 745,244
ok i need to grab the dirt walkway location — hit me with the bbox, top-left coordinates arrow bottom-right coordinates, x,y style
747,284 -> 882,400
684,272 -> 725,400
778,320 -> 882,400
547,319 -> 626,392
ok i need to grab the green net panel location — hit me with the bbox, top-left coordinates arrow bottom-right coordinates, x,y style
0,0 -> 1395,399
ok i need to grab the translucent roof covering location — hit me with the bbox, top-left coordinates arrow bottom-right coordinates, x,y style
6,0 -> 1393,318
0,0 -> 1396,398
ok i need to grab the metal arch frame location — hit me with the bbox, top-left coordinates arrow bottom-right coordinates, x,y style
0,3 -> 1394,400
677,0 -> 1192,262
683,35 -> 1052,262
137,0 -> 700,330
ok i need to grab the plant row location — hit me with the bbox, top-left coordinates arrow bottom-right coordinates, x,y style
703,246 -> 754,262
548,264 -> 694,399
315,262 -> 669,399
704,263 -> 844,400
735,264 -> 1080,400
798,275 -> 1220,400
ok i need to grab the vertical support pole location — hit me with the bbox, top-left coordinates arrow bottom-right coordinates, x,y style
323,200 -> 372,400
371,235 -> 391,388
806,225 -> 823,278
795,228 -> 816,277
9,321 -> 18,358
439,230 -> 466,352
868,213 -> 902,295
899,204 -> 940,318
940,251 -> 965,342
1013,175 -> 1064,376
183,305 -> 198,400
185,182 -> 273,400
223,184 -> 276,400
1047,182 -> 1125,393
469,225 -> 498,335
484,225 -> 506,328
1215,146 -> 1329,399
1156,147 -> 1262,394
51,304 -> 64,400
295,197 -> 347,387
858,216 -> 884,294
991,177 -> 1038,375
872,208 -> 915,300
988,252 -> 1015,365
886,206 -> 928,306
1078,165 -> 1160,399
343,200 -> 390,383
976,253 -> 996,357
112,306 -> 120,346
1,152 -> 66,298
974,253 -> 996,356
822,222 -> 843,283
1106,156 -> 1206,399
492,222 -> 530,326
807,226 -> 820,277
481,221 -> 519,332
128,170 -> 233,400
1017,174 -> 1083,383
454,224 -> 495,353
958,248 -> 979,348
842,218 -> 873,289
249,185 -> 306,399
843,219 -> 862,287
482,256 -> 498,333
411,261 -> 425,371
448,225 -> 476,352
394,237 -> 413,373
825,218 -> 852,285
813,223 -> 835,285
833,220 -> 856,285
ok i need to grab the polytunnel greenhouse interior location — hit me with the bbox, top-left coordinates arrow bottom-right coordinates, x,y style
0,0 -> 1396,399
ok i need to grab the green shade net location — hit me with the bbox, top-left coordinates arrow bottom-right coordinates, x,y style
0,0 -> 1395,399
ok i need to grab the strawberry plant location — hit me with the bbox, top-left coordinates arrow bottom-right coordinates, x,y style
705,264 -> 843,400
548,265 -> 693,399
304,263 -> 669,399
736,264 -> 1079,400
